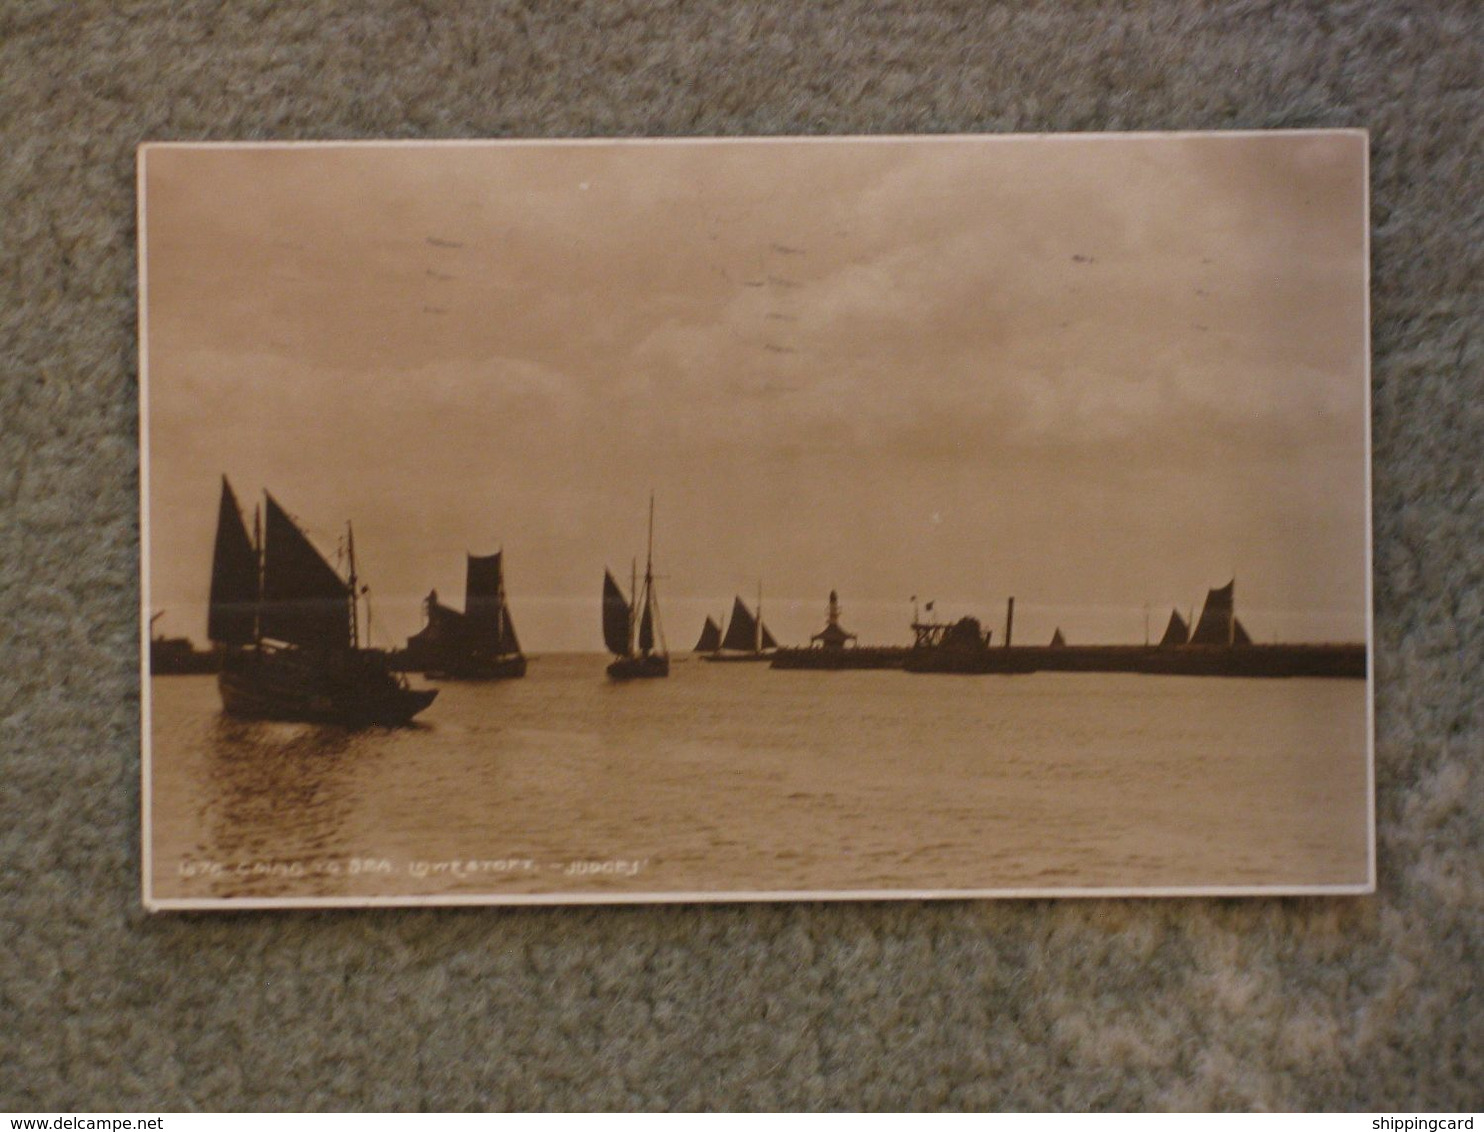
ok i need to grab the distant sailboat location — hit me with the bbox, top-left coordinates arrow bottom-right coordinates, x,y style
406,551 -> 526,680
701,586 -> 778,662
1165,584 -> 1253,648
604,495 -> 669,680
693,616 -> 722,653
1189,579 -> 1237,645
1158,609 -> 1190,647
208,477 -> 436,726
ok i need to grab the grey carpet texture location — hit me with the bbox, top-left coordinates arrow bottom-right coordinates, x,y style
2,0 -> 1480,1112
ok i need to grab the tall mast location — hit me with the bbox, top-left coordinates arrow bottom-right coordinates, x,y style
643,492 -> 664,657
643,492 -> 655,655
346,520 -> 359,650
631,556 -> 639,656
646,492 -> 655,586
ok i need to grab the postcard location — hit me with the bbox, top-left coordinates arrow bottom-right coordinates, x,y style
138,132 -> 1373,909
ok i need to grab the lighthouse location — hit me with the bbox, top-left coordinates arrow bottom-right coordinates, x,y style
809,589 -> 858,650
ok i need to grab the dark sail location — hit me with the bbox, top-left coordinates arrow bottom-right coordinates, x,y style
720,596 -> 758,652
1189,580 -> 1236,646
207,477 -> 258,646
259,494 -> 352,651
497,605 -> 521,655
604,496 -> 668,679
1158,609 -> 1190,647
1232,618 -> 1252,646
466,552 -> 520,656
465,553 -> 503,630
1050,628 -> 1066,647
759,622 -> 778,650
602,570 -> 631,656
695,617 -> 722,652
638,596 -> 654,653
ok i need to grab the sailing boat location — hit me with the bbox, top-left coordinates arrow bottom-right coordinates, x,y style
1157,608 -> 1190,647
1188,579 -> 1252,646
208,477 -> 437,726
603,495 -> 669,680
693,615 -> 723,653
407,551 -> 526,680
701,585 -> 778,662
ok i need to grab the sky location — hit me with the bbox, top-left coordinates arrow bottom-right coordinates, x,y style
142,133 -> 1370,652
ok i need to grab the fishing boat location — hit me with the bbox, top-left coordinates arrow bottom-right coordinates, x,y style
1157,608 -> 1191,647
693,616 -> 723,653
700,587 -> 778,662
1187,579 -> 1252,645
603,495 -> 669,680
404,551 -> 526,680
207,477 -> 437,726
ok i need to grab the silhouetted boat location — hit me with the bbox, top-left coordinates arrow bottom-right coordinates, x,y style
405,551 -> 526,680
693,616 -> 722,653
208,478 -> 436,726
701,588 -> 778,663
604,495 -> 669,680
1158,608 -> 1190,647
1189,580 -> 1236,644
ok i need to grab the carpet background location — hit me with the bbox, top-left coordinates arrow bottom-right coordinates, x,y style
2,0 -> 1481,1111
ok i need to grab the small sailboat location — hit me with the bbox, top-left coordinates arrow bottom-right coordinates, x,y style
406,551 -> 527,680
208,477 -> 436,726
1157,608 -> 1190,647
701,585 -> 778,662
603,495 -> 669,680
1187,579 -> 1253,646
693,616 -> 723,653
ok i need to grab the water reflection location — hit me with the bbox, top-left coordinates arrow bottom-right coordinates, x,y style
149,662 -> 1369,901
198,715 -> 372,898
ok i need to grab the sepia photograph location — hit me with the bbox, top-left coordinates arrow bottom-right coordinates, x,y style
139,132 -> 1372,909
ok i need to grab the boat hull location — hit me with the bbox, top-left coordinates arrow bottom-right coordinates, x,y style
606,654 -> 670,680
699,652 -> 774,664
218,647 -> 438,726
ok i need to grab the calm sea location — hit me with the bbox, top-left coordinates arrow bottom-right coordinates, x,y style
147,655 -> 1369,903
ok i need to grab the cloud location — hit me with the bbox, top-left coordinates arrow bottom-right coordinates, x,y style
143,136 -> 1369,649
